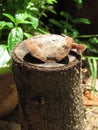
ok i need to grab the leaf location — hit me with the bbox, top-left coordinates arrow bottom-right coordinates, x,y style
15,12 -> 31,25
3,13 -> 15,23
8,27 -> 23,54
74,18 -> 91,24
73,0 -> 83,9
0,21 -> 13,30
27,3 -> 38,12
60,11 -> 72,20
37,28 -> 49,34
15,12 -> 38,29
0,45 -> 7,57
46,0 -> 57,4
76,0 -> 83,4
0,45 -> 10,68
28,15 -> 38,29
93,59 -> 97,89
31,17 -> 38,29
24,32 -> 32,38
78,34 -> 98,38
49,19 -> 62,28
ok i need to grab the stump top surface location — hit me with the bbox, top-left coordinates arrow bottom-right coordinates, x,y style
12,35 -> 81,71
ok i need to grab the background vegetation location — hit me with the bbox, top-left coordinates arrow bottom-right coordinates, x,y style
0,0 -> 98,89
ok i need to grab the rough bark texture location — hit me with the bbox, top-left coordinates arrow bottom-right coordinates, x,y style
12,40 -> 85,130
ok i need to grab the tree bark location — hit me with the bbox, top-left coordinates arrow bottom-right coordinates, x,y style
12,40 -> 85,130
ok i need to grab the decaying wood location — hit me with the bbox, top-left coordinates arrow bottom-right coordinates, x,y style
12,34 -> 85,130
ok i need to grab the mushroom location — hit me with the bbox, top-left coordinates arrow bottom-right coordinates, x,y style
25,34 -> 86,63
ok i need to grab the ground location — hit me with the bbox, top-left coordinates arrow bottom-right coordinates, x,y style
84,87 -> 98,130
85,106 -> 98,130
83,69 -> 98,130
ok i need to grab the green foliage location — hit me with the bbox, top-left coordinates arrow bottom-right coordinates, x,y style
86,57 -> 98,91
0,0 -> 57,74
81,35 -> 98,90
49,9 -> 91,39
0,0 -> 98,91
0,21 -> 13,30
73,0 -> 83,9
0,44 -> 11,75
8,27 -> 23,54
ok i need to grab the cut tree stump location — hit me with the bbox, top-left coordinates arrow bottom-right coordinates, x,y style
12,34 -> 85,130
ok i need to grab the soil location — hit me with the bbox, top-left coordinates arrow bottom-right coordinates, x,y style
85,106 -> 98,130
84,84 -> 98,129
84,89 -> 98,130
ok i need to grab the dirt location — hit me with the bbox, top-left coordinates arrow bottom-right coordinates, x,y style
84,91 -> 98,130
85,106 -> 98,130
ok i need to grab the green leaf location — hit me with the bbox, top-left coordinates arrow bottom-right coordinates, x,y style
46,0 -> 57,4
0,45 -> 7,57
15,12 -> 38,29
49,19 -> 62,28
0,21 -> 13,30
73,0 -> 83,9
74,18 -> 91,24
0,45 -> 10,67
78,34 -> 98,38
8,27 -> 23,54
27,2 -> 38,12
93,59 -> 97,89
37,28 -> 49,34
24,32 -> 32,38
60,11 -> 72,20
15,12 -> 31,25
28,15 -> 38,29
31,17 -> 38,29
77,0 -> 82,4
87,57 -> 98,90
72,29 -> 79,38
3,13 -> 15,23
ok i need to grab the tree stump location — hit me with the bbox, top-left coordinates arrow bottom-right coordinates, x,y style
12,35 -> 85,130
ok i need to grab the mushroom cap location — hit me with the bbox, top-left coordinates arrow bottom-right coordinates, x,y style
25,34 -> 73,62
